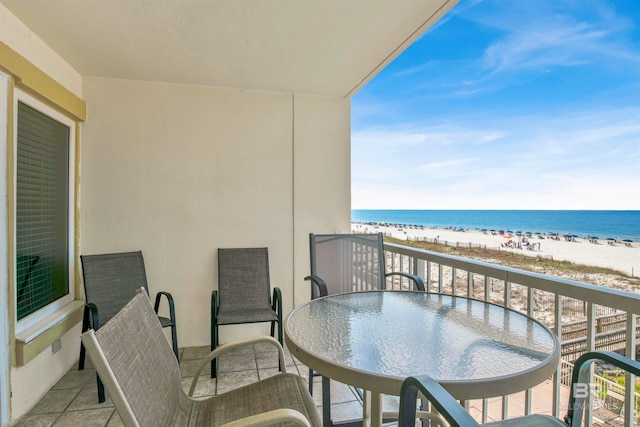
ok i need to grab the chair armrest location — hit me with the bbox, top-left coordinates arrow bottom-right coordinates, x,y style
189,336 -> 286,397
219,408 -> 312,427
272,287 -> 282,315
84,303 -> 100,330
386,272 -> 425,291
398,376 -> 480,427
304,275 -> 328,298
566,351 -> 640,426
154,291 -> 176,321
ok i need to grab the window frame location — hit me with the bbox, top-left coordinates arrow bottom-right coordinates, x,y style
13,89 -> 76,334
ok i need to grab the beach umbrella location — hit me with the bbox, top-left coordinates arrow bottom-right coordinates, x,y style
549,232 -> 558,236
606,237 -> 616,241
623,239 -> 633,243
591,236 -> 599,240
498,230 -> 504,235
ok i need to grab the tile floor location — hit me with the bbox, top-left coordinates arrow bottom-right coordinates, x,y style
12,343 -> 581,427
12,343 -> 399,426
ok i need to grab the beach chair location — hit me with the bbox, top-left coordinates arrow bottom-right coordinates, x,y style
398,351 -> 640,427
79,251 -> 178,403
81,290 -> 320,427
305,233 -> 424,425
210,247 -> 282,378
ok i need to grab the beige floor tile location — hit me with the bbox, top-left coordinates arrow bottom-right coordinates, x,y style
216,370 -> 259,394
67,386 -> 113,411
179,358 -> 210,377
326,400 -> 365,424
52,368 -> 97,390
105,410 -> 125,427
181,345 -> 210,360
215,342 -> 256,356
311,379 -> 360,406
30,389 -> 80,414
253,341 -> 281,354
217,353 -> 257,372
13,413 -> 59,427
182,375 -> 217,398
52,408 -> 114,427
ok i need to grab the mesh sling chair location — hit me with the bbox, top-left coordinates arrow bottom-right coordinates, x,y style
81,290 -> 321,427
79,251 -> 178,403
211,247 -> 282,378
305,233 -> 425,425
398,350 -> 640,427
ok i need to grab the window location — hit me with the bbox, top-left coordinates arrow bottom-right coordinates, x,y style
14,90 -> 75,331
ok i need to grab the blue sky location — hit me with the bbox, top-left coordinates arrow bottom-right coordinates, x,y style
351,0 -> 640,210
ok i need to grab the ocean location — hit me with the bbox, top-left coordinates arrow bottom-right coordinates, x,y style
351,210 -> 640,241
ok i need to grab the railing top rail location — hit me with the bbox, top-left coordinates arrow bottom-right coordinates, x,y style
385,242 -> 640,314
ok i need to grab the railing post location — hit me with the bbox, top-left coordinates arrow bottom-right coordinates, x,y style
624,313 -> 637,426
438,264 -> 443,293
467,272 -> 473,298
585,302 -> 596,427
452,267 -> 457,295
525,287 -> 534,415
504,281 -> 511,308
553,294 -> 563,418
416,258 -> 426,291
502,396 -> 508,420
484,276 -> 490,302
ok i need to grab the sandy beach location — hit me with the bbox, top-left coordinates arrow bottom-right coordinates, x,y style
352,222 -> 640,277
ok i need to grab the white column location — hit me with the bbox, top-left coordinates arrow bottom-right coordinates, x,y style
0,70 -> 11,426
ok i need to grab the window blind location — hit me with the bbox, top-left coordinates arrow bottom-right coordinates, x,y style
16,101 -> 70,320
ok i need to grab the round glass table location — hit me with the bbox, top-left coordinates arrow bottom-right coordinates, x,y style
285,291 -> 560,426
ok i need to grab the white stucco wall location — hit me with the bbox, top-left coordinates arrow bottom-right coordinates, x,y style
0,4 -> 84,424
81,78 -> 351,347
0,3 -> 82,97
292,94 -> 351,308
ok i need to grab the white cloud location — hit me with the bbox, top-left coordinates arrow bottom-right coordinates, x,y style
351,1 -> 640,210
352,107 -> 640,210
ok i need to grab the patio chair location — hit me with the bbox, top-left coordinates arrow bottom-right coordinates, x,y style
79,251 -> 178,403
211,247 -> 282,378
81,289 -> 320,427
305,233 -> 424,424
398,350 -> 640,427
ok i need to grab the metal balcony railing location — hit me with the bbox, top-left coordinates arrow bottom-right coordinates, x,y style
381,241 -> 640,426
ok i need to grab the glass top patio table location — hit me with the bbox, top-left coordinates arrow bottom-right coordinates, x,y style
285,290 -> 560,401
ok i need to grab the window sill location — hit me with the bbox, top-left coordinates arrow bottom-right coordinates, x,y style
14,300 -> 84,366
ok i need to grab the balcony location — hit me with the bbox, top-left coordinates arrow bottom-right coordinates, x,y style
13,241 -> 640,426
383,241 -> 640,426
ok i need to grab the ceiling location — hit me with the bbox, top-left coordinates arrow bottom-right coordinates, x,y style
1,0 -> 457,98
